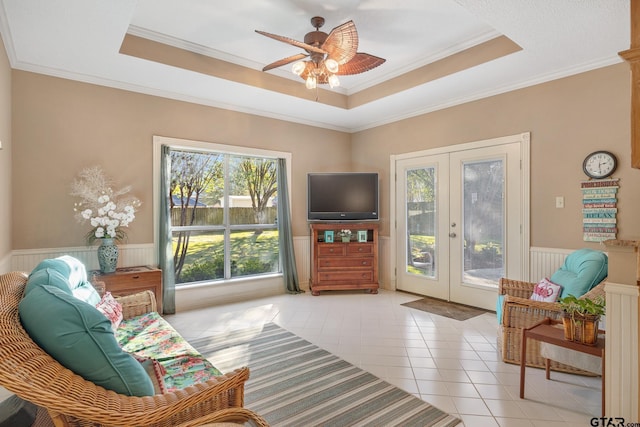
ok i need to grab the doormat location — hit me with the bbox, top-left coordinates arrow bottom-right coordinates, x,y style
401,296 -> 493,321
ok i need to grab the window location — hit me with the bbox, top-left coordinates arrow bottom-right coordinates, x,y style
166,145 -> 282,286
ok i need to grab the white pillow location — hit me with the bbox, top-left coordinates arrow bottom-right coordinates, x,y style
530,278 -> 562,302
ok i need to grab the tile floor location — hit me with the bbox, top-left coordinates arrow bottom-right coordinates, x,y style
165,289 -> 602,427
0,288 -> 601,426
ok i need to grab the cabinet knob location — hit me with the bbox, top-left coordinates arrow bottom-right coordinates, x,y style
362,261 -> 368,265
329,248 -> 334,252
358,247 -> 363,252
132,275 -> 141,279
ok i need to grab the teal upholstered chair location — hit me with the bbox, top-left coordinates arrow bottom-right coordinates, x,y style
497,248 -> 607,372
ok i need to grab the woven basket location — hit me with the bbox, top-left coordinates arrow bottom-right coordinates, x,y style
562,311 -> 600,346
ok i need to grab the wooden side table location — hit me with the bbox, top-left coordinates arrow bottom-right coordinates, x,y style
520,318 -> 605,416
92,266 -> 163,313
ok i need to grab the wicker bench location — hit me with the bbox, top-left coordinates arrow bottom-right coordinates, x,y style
0,271 -> 268,427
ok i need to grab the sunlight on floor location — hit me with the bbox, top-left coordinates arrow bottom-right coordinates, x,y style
166,289 -> 602,427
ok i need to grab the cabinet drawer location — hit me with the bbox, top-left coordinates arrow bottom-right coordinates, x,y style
347,244 -> 373,255
317,270 -> 374,283
317,244 -> 347,256
318,257 -> 373,269
104,272 -> 161,290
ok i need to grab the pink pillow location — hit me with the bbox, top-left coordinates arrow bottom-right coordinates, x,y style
95,291 -> 123,331
530,278 -> 562,302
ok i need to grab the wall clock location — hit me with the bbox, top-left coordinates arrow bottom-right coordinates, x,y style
582,150 -> 617,179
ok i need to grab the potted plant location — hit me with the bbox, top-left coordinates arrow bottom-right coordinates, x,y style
339,229 -> 352,242
558,294 -> 605,346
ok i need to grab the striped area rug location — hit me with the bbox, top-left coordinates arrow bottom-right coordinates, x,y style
191,323 -> 460,427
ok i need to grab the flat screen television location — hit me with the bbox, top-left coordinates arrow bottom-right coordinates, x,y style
307,172 -> 379,221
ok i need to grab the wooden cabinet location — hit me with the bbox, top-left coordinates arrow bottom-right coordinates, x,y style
310,223 -> 379,295
93,266 -> 163,313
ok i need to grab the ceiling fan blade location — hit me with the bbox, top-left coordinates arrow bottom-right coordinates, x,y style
255,30 -> 326,55
322,20 -> 358,65
262,53 -> 309,72
336,53 -> 386,75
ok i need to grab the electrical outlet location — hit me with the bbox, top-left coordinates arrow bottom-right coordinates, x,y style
555,196 -> 564,208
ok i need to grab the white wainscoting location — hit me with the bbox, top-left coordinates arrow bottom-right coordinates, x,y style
7,242 -> 573,292
293,236 -> 310,290
10,244 -> 156,273
379,236 -> 391,290
528,247 -> 573,282
604,282 -> 639,419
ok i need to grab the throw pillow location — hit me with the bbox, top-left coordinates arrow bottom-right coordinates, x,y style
24,268 -> 73,296
552,248 -> 608,298
18,285 -> 154,397
30,256 -> 101,305
530,278 -> 562,302
30,256 -> 87,290
95,292 -> 123,331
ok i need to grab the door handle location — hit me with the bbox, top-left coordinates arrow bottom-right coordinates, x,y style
449,232 -> 457,238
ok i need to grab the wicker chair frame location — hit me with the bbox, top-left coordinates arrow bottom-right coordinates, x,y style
0,272 -> 268,427
498,277 -> 606,374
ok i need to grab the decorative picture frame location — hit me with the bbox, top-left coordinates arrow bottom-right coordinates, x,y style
324,230 -> 334,243
357,230 -> 367,242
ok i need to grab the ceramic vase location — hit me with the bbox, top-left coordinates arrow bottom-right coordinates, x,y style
97,238 -> 118,274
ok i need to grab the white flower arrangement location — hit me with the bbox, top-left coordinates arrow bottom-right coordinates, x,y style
339,229 -> 352,237
71,166 -> 141,244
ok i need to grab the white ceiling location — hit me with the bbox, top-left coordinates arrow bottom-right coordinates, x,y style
0,0 -> 631,132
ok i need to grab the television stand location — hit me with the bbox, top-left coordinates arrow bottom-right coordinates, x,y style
309,222 -> 379,296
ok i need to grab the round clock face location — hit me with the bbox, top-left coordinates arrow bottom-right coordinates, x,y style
582,151 -> 617,179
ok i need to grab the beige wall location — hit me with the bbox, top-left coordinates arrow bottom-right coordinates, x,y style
11,72 -> 350,249
9,62 -> 640,253
0,37 -> 11,267
353,63 -> 640,249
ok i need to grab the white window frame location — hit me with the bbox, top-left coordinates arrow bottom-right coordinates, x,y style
152,135 -> 292,287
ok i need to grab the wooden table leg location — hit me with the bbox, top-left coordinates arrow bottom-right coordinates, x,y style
545,358 -> 550,380
520,332 -> 527,398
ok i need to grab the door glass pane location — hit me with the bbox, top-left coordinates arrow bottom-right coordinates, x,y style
462,159 -> 504,286
406,167 -> 436,278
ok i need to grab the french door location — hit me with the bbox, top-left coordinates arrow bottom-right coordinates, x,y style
395,139 -> 526,311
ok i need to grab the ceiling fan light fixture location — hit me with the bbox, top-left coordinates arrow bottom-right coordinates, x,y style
305,75 -> 317,89
291,61 -> 306,76
325,58 -> 339,73
257,16 -> 386,92
328,74 -> 340,88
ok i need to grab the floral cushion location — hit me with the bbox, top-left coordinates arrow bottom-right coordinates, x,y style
116,312 -> 222,392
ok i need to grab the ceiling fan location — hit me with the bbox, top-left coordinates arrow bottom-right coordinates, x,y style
256,16 -> 385,89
